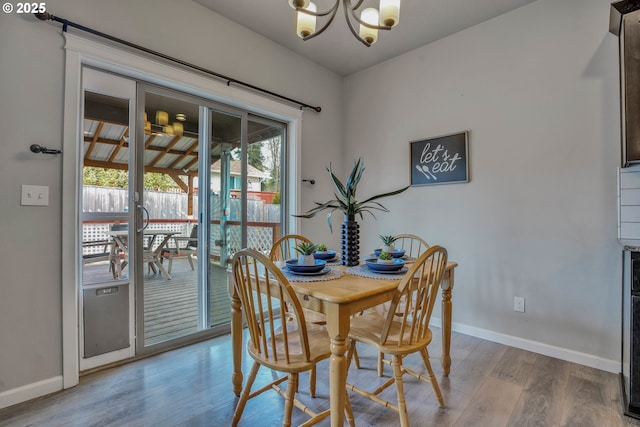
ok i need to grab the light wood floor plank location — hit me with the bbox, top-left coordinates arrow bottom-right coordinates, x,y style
1,330 -> 636,427
506,354 -> 570,426
453,376 -> 523,427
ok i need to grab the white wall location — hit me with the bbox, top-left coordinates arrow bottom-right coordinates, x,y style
0,0 -> 343,402
343,0 -> 621,368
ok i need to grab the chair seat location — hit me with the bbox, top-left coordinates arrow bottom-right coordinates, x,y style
349,312 -> 433,355
248,328 -> 331,373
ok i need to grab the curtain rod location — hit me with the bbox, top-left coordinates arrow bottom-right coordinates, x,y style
35,12 -> 322,113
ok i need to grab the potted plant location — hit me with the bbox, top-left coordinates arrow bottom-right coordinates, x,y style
316,243 -> 327,253
295,242 -> 317,266
295,158 -> 408,266
377,251 -> 394,264
379,235 -> 397,253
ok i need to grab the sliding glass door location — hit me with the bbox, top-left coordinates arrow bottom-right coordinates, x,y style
137,87 -> 203,349
79,71 -> 289,362
207,110 -> 286,329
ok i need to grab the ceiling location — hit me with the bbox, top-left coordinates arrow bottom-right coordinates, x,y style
194,0 -> 537,76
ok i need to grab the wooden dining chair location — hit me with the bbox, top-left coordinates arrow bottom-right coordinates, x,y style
269,234 -> 325,396
269,234 -> 312,262
393,233 -> 430,260
374,233 -> 431,376
345,245 -> 448,427
231,249 -> 354,427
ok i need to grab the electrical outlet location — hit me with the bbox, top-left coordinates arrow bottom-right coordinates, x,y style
514,296 -> 525,313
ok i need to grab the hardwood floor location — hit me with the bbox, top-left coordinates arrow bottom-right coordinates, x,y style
1,328 -> 638,427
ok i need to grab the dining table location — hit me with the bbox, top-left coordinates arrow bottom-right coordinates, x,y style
109,229 -> 177,280
229,256 -> 458,427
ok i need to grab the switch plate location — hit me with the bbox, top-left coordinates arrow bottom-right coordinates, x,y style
21,185 -> 49,206
514,296 -> 525,313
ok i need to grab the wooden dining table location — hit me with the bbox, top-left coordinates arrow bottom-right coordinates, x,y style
229,260 -> 458,427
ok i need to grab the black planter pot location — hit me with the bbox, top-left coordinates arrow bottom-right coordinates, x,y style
340,215 -> 360,266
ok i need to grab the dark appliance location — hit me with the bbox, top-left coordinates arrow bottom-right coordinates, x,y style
611,1 -> 640,419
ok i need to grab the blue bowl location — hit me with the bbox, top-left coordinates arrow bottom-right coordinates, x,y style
286,259 -> 327,273
313,250 -> 337,260
374,249 -> 406,258
365,257 -> 405,272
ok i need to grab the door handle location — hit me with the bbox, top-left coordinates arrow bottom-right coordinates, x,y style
137,205 -> 149,232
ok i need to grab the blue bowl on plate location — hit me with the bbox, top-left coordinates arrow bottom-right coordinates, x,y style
286,259 -> 327,273
365,257 -> 405,272
374,249 -> 406,258
313,250 -> 337,260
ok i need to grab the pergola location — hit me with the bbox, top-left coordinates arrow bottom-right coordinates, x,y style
83,91 -> 280,216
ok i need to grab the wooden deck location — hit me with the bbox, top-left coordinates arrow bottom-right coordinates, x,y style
83,257 -> 231,347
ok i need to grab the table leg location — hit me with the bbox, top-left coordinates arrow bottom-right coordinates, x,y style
230,278 -> 243,396
326,305 -> 350,427
154,257 -> 172,280
441,269 -> 454,376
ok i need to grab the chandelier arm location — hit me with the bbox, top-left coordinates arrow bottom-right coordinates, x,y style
346,0 -> 367,11
302,3 -> 340,42
342,1 -> 371,47
296,0 -> 339,18
348,6 -> 392,31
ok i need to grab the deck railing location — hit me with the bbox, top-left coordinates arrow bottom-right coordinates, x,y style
82,219 -> 281,261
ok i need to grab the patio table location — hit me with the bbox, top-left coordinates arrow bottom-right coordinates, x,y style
109,229 -> 177,280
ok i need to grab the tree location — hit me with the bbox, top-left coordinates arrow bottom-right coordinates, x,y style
266,136 -> 281,190
83,167 -> 181,192
247,142 -> 265,171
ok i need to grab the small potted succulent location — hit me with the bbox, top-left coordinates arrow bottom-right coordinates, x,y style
377,251 -> 394,264
316,243 -> 327,253
296,242 -> 317,266
379,235 -> 397,254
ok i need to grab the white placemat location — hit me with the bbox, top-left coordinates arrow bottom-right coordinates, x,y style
347,265 -> 407,280
281,267 -> 344,282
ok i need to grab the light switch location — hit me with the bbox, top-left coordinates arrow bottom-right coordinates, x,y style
21,185 -> 49,206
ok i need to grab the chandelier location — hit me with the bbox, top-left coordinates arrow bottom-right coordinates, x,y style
289,0 -> 401,47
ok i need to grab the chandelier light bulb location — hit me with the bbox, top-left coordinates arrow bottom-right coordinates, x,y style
296,2 -> 317,38
289,0 -> 309,8
359,8 -> 379,45
379,0 -> 401,27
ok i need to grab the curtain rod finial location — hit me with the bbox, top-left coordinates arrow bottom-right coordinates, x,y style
34,12 -> 52,21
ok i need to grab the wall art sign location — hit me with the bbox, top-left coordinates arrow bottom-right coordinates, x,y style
410,131 -> 469,186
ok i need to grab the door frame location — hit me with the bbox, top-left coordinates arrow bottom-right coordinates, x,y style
62,33 -> 303,388
78,68 -> 138,371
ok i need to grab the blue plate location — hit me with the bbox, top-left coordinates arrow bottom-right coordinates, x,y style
313,250 -> 337,260
286,259 -> 327,273
374,249 -> 406,258
365,257 -> 405,272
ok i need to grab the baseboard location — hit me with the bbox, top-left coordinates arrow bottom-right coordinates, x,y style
0,376 -> 63,410
430,317 -> 619,374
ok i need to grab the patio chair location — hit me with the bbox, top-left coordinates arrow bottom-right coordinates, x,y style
109,223 -> 129,275
231,248 -> 354,427
161,224 -> 198,275
345,245 -> 448,427
82,240 -> 112,263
